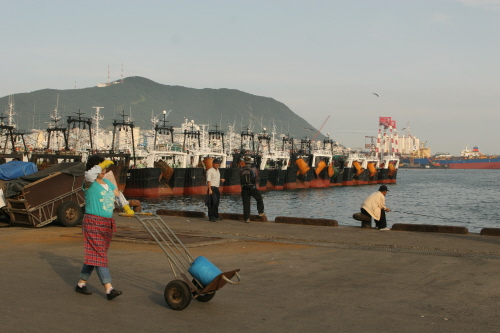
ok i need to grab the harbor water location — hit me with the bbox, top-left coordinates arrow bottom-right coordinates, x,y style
139,169 -> 500,233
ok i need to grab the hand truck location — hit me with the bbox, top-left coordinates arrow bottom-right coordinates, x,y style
136,214 -> 241,310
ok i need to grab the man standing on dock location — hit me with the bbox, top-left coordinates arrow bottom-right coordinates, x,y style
240,158 -> 265,223
206,159 -> 225,222
360,185 -> 391,230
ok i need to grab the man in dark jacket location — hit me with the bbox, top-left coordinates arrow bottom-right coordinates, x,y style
240,158 -> 265,223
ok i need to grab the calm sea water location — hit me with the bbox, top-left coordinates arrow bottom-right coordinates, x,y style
139,169 -> 500,233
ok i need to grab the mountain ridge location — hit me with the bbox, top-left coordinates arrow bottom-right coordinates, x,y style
1,76 -> 324,141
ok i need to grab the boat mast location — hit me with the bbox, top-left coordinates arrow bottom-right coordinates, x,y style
111,110 -> 136,165
7,95 -> 16,128
208,123 -> 225,153
92,106 -> 104,150
67,109 -> 93,151
46,95 -> 69,151
153,110 -> 174,150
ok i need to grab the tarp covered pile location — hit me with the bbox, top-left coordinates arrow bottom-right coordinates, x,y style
2,162 -> 85,199
0,161 -> 38,181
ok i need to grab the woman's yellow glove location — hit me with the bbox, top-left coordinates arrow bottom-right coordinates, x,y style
98,160 -> 114,170
123,205 -> 134,215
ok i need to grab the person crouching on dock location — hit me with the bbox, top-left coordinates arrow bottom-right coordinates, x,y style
360,185 -> 391,230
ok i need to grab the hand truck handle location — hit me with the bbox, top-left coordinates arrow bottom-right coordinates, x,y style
222,271 -> 241,285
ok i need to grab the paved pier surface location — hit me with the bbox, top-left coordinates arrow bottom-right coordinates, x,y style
1,214 -> 500,333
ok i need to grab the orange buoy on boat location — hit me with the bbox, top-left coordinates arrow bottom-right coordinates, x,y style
353,161 -> 364,176
155,160 -> 174,182
327,164 -> 334,177
388,163 -> 396,177
203,157 -> 213,170
367,162 -> 377,177
315,160 -> 326,176
295,158 -> 310,175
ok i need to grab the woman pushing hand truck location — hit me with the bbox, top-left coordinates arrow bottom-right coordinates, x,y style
75,155 -> 133,300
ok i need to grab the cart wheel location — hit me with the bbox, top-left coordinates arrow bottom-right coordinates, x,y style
57,201 -> 83,227
192,279 -> 216,302
164,280 -> 192,310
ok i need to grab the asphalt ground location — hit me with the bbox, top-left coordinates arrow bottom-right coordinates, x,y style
1,214 -> 500,333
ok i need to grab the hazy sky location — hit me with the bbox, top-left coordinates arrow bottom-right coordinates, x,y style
2,0 -> 499,155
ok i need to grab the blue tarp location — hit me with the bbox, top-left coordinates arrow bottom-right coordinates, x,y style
3,162 -> 84,198
0,161 -> 38,181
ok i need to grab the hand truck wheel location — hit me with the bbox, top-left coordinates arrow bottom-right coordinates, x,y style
192,279 -> 216,302
164,280 -> 192,310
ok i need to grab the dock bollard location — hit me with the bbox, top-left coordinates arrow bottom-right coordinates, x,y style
352,213 -> 372,229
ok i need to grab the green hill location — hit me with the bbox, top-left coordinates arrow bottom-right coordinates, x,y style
0,76 -> 324,140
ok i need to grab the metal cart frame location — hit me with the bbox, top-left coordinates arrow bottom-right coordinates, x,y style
136,215 -> 241,310
6,171 -> 85,227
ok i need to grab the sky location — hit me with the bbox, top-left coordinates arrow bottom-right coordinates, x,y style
1,0 -> 499,155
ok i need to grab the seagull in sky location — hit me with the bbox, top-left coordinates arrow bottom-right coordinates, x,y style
372,93 -> 379,97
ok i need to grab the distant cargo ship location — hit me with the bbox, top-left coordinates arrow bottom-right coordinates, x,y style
403,146 -> 500,169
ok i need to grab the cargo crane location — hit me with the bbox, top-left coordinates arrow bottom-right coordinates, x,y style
311,115 -> 330,142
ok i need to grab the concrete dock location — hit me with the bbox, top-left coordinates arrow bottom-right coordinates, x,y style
1,214 -> 500,333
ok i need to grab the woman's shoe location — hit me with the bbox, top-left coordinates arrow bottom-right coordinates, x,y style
107,289 -> 122,300
75,285 -> 92,295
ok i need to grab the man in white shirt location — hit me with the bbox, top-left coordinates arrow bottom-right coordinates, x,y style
206,159 -> 225,222
361,185 -> 391,230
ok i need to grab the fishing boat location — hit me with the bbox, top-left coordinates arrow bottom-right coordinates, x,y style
0,125 -> 26,164
290,138 -> 318,188
409,146 -> 500,169
85,110 -> 134,192
183,122 -> 226,195
123,115 -> 400,198
377,154 -> 399,184
124,112 -> 187,197
309,138 -> 336,188
401,146 -> 500,169
275,134 -> 298,190
341,152 -> 371,186
257,128 -> 290,191
0,96 -> 27,163
220,127 -> 263,193
28,101 -> 83,169
124,115 -> 227,197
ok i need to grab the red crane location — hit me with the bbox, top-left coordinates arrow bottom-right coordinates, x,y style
312,115 -> 330,141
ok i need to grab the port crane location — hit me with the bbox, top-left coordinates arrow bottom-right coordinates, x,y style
311,115 -> 330,142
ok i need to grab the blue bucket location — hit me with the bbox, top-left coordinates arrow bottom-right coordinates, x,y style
188,256 -> 222,287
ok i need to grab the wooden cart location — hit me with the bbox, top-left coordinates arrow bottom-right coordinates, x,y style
5,162 -> 85,227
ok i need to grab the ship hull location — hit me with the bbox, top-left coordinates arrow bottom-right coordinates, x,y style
447,161 -> 500,169
125,163 -> 398,198
342,167 -> 370,186
124,168 -> 172,198
377,168 -> 398,184
257,169 -> 271,191
403,157 -> 500,169
309,167 -> 331,188
283,165 -> 298,190
219,168 -> 242,194
124,167 -> 185,198
296,169 -> 313,189
265,169 -> 286,190
183,168 -> 207,195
